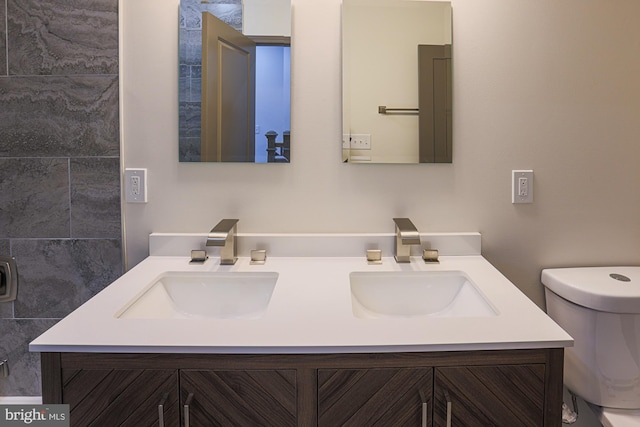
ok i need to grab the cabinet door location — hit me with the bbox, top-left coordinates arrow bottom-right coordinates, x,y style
180,369 -> 297,426
62,368 -> 179,427
318,368 -> 432,426
433,365 -> 545,427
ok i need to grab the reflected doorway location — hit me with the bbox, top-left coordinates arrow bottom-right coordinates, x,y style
255,45 -> 291,163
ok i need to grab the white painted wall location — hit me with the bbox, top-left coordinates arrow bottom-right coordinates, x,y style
121,0 -> 640,307
243,0 -> 291,37
343,1 -> 451,163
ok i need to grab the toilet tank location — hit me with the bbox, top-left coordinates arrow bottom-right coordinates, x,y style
542,267 -> 640,409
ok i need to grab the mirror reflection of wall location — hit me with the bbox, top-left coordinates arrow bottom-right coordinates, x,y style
342,0 -> 452,164
179,0 -> 291,163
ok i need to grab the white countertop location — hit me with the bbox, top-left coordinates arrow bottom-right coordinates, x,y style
30,233 -> 572,354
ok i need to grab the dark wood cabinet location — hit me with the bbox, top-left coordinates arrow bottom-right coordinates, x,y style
59,367 -> 296,427
318,367 -> 432,426
61,368 -> 179,427
317,364 -> 548,427
41,348 -> 563,427
180,369 -> 296,426
433,365 -> 546,427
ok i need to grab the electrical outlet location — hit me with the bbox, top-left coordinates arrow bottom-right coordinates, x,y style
125,168 -> 147,203
512,170 -> 533,204
350,134 -> 371,150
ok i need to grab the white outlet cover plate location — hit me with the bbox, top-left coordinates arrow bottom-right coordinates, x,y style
349,134 -> 371,150
512,170 -> 533,204
125,168 -> 148,203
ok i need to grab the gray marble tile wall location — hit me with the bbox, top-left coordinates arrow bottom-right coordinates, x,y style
0,0 -> 122,396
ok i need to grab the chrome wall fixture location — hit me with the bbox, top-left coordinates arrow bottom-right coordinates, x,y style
0,256 -> 18,303
378,106 -> 419,115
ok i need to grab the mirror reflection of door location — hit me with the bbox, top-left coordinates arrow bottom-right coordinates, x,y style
178,0 -> 291,163
201,12 -> 256,162
418,44 -> 452,163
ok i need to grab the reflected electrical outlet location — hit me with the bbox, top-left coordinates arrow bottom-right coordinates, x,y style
350,134 -> 371,150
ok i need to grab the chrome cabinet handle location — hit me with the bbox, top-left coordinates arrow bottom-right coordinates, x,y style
158,392 -> 168,427
422,401 -> 428,427
419,389 -> 428,427
444,390 -> 452,427
184,392 -> 194,427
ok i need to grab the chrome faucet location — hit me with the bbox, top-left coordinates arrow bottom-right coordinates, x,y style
393,218 -> 421,263
206,219 -> 239,265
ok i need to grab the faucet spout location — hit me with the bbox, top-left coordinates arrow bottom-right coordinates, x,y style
206,219 -> 239,265
393,218 -> 421,263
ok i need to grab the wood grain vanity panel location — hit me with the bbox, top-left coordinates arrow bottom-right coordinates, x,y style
62,369 -> 179,427
40,352 -> 62,404
544,347 -> 565,426
433,365 -> 545,426
318,367 -> 432,426
180,369 -> 296,426
43,348 -> 563,426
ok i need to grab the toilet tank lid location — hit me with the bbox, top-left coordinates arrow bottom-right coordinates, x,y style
541,267 -> 640,313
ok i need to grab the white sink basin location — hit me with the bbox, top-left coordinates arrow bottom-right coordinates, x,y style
350,271 -> 498,319
117,272 -> 278,319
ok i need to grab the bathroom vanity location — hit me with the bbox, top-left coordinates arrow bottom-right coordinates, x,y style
31,233 -> 572,426
39,348 -> 561,426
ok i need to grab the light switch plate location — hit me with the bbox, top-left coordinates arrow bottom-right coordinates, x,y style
512,170 -> 533,204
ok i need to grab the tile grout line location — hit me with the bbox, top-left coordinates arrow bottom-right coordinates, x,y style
68,158 -> 73,239
4,238 -> 120,241
0,156 -> 120,160
0,73 -> 118,78
4,0 -> 7,76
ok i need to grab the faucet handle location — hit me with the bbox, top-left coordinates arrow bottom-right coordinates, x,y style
190,250 -> 208,264
422,249 -> 439,264
366,249 -> 383,265
250,249 -> 267,265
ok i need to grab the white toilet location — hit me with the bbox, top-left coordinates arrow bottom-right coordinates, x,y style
542,266 -> 640,427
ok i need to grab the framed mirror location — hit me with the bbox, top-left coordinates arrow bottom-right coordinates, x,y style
179,0 -> 291,163
342,0 -> 452,164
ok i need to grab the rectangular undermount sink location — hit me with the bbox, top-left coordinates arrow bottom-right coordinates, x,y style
116,272 -> 278,319
350,271 -> 498,319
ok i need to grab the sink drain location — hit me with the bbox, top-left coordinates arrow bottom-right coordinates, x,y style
610,273 -> 631,282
